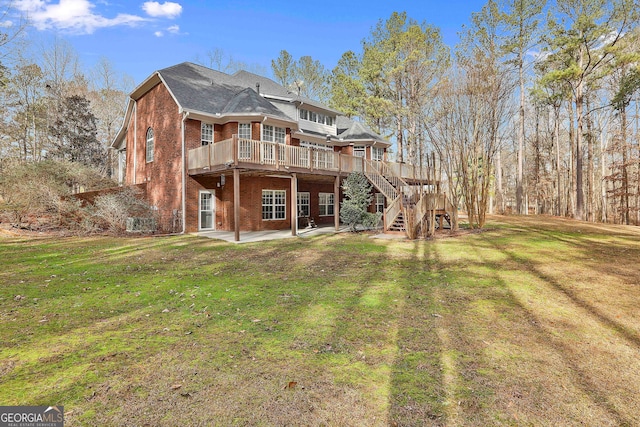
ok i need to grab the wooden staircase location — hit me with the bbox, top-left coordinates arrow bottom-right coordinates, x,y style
362,160 -> 453,233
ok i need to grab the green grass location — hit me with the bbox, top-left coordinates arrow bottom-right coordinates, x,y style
1,216 -> 640,426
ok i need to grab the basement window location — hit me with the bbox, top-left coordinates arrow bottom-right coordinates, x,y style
319,193 -> 334,216
262,189 -> 286,220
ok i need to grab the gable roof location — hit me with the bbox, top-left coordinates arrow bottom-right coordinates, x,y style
336,116 -> 388,145
157,63 -> 293,122
112,62 -> 390,148
221,87 -> 286,116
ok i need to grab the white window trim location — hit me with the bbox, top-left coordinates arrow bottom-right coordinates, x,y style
299,108 -> 335,126
199,190 -> 215,230
319,192 -> 334,217
297,192 -> 310,217
353,145 -> 366,158
201,123 -> 213,146
145,127 -> 154,163
262,189 -> 287,221
375,193 -> 385,213
238,123 -> 252,140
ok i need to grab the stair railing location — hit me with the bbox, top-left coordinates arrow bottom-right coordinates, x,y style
363,161 -> 398,200
384,194 -> 403,231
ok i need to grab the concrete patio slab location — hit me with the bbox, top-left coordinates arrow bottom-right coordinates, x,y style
196,225 -> 347,243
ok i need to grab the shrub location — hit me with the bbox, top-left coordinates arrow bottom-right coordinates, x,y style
87,187 -> 156,233
340,172 -> 376,232
0,159 -> 114,230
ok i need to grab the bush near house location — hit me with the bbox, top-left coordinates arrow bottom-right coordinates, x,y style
340,172 -> 381,231
0,160 -> 154,234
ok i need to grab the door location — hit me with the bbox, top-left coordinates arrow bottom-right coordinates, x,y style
199,190 -> 215,230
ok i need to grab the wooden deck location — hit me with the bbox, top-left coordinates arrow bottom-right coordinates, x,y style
188,136 -> 434,181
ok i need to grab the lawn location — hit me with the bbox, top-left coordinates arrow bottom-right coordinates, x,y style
1,216 -> 639,426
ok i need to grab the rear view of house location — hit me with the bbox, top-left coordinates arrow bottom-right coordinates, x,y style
112,62 -> 446,240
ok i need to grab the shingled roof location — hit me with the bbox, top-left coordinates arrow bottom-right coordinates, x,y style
336,116 -> 387,143
157,63 -> 293,122
114,62 -> 390,148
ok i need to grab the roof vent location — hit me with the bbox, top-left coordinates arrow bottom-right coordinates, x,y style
256,82 -> 260,94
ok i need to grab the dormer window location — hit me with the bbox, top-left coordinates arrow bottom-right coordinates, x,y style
299,108 -> 334,126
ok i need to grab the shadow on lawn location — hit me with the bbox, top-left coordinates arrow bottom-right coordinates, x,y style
476,229 -> 639,426
387,241 -> 447,426
386,222 -> 640,426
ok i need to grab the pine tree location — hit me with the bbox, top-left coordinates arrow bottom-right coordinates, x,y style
49,95 -> 105,172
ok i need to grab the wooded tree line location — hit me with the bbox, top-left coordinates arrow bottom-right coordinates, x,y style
273,1 -> 640,227
0,26 -> 133,177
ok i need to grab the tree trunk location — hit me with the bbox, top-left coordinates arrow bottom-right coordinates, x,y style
495,148 -> 504,214
555,106 -> 562,216
516,54 -> 526,215
568,99 -> 576,217
621,104 -> 630,225
586,96 -> 594,222
600,130 -> 608,223
575,46 -> 585,221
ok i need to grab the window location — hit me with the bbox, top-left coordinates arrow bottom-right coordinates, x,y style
299,108 -> 335,126
262,124 -> 285,143
146,127 -> 154,162
297,192 -> 310,217
262,124 -> 274,142
353,145 -> 365,158
238,123 -> 251,140
301,140 -> 333,168
238,123 -> 252,160
372,147 -> 384,161
319,193 -> 334,216
375,193 -> 385,213
262,190 -> 286,220
118,149 -> 126,183
201,123 -> 213,146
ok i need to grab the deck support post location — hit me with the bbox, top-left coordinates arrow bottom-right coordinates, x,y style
291,173 -> 297,236
234,168 -> 240,242
334,175 -> 340,231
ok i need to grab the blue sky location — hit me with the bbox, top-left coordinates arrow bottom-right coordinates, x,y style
11,0 -> 488,85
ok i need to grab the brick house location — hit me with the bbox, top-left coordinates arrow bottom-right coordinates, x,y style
112,62 -> 447,240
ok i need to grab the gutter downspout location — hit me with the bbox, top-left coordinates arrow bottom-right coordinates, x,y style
181,111 -> 189,234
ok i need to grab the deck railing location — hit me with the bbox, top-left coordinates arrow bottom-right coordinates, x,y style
188,136 -> 429,180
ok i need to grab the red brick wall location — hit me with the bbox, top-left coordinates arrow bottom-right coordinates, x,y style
123,83 -> 183,231
121,87 -> 356,233
186,175 -> 340,232
297,181 -> 339,226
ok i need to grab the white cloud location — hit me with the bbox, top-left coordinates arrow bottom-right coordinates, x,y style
14,0 -> 147,34
142,1 -> 182,18
167,24 -> 179,33
0,20 -> 13,28
154,30 -> 163,37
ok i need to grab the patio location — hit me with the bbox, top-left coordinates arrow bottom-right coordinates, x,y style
196,225 -> 403,243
